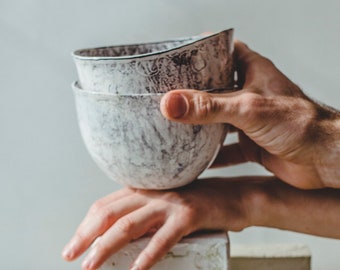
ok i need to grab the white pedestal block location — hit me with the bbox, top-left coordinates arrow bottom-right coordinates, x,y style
99,232 -> 229,270
230,243 -> 311,270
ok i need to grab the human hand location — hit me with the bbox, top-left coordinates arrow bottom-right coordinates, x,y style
61,178 -> 255,270
62,177 -> 340,270
160,40 -> 340,189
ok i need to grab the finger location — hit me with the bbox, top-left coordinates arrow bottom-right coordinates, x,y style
160,88 -> 238,123
234,40 -> 281,89
211,131 -> 263,168
228,124 -> 239,133
160,88 -> 270,131
91,187 -> 135,206
160,87 -> 302,139
210,143 -> 247,168
233,40 -> 248,88
234,39 -> 265,88
81,205 -> 165,270
131,217 -> 189,270
62,192 -> 144,261
234,40 -> 301,96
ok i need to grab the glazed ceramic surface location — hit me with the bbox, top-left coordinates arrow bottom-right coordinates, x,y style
73,82 -> 228,190
73,29 -> 234,94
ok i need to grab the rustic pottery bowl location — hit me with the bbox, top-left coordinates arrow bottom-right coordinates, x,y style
73,28 -> 234,94
72,82 -> 228,190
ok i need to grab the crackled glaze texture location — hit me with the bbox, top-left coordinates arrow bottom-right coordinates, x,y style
73,83 -> 228,189
73,29 -> 234,94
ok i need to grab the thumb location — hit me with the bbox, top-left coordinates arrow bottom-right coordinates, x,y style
160,90 -> 217,123
160,89 -> 261,130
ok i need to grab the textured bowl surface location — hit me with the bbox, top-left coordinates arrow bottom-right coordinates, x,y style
73,82 -> 228,189
73,28 -> 234,94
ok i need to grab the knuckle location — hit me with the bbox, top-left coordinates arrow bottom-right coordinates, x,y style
178,205 -> 200,229
88,201 -> 113,229
192,93 -> 219,121
89,199 -> 105,215
114,216 -> 136,235
93,239 -> 111,256
161,190 -> 180,201
75,229 -> 88,243
182,205 -> 197,220
262,55 -> 275,67
160,193 -> 199,230
239,93 -> 266,119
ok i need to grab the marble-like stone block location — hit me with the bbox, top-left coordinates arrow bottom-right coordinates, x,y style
99,232 -> 229,270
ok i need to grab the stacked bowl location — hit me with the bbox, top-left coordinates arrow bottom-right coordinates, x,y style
72,28 -> 235,190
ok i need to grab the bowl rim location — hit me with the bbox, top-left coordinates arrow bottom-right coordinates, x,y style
72,28 -> 233,61
72,81 -> 166,97
72,81 -> 238,97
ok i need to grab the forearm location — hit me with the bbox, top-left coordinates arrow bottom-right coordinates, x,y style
247,178 -> 340,238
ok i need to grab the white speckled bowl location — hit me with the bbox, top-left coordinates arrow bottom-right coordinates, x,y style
73,28 -> 234,94
72,82 -> 228,190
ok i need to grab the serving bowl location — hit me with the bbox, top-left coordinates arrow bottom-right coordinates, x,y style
73,28 -> 234,94
72,82 -> 228,190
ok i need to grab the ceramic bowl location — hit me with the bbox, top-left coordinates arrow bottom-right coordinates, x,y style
73,28 -> 234,94
72,82 -> 228,190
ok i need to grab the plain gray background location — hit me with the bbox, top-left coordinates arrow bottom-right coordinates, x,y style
1,0 -> 339,269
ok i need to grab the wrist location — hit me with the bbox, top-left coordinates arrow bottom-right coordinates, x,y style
242,178 -> 340,238
240,178 -> 276,228
241,178 -> 298,229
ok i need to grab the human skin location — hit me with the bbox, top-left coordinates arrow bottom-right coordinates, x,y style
62,41 -> 340,270
161,40 -> 340,189
62,178 -> 340,270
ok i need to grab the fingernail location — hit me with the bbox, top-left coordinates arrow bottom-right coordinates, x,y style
130,265 -> 140,270
62,240 -> 76,260
82,247 -> 97,270
165,93 -> 188,119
